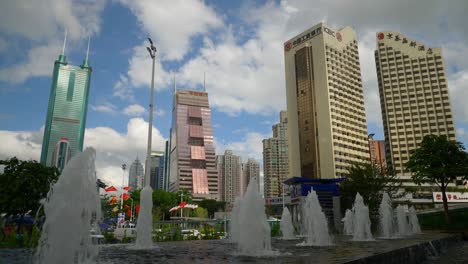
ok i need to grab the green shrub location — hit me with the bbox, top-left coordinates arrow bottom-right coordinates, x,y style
271,222 -> 280,237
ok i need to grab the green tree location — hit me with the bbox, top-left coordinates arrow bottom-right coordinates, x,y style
177,189 -> 192,204
197,199 -> 226,218
406,135 -> 468,223
152,189 -> 178,220
340,162 -> 401,225
194,207 -> 208,218
0,158 -> 59,215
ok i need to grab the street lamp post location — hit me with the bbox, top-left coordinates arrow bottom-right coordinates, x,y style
144,38 -> 157,187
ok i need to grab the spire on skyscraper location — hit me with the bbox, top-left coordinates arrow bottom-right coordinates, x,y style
82,36 -> 91,68
62,30 -> 68,56
58,30 -> 68,63
203,72 -> 206,92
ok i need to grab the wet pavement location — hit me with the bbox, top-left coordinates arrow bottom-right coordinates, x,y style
0,232 -> 465,264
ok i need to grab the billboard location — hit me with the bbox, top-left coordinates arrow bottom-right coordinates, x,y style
433,192 -> 468,203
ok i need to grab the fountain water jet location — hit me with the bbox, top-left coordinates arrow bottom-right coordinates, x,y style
280,207 -> 295,240
229,196 -> 242,244
298,190 -> 333,246
35,148 -> 101,264
134,185 -> 154,249
379,193 -> 395,238
342,209 -> 354,236
396,205 -> 410,236
408,206 -> 421,234
351,193 -> 373,241
233,177 -> 277,256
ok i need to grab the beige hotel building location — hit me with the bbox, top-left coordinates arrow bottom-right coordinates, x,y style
284,22 -> 369,179
375,31 -> 456,177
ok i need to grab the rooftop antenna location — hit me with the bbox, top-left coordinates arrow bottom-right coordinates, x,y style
62,30 -> 68,55
203,72 -> 206,92
85,36 -> 90,61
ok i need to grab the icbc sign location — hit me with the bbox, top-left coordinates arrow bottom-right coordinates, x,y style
336,32 -> 342,42
377,32 -> 385,40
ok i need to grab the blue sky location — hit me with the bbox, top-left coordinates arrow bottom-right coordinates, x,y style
1,0 -> 467,187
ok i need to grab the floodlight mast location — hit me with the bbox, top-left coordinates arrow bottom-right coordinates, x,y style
144,39 -> 157,187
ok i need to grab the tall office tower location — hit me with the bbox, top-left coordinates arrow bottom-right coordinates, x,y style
263,111 -> 289,198
163,140 -> 170,191
368,139 -> 386,170
216,150 -> 242,204
40,39 -> 92,171
375,31 -> 456,176
129,158 -> 144,190
242,158 -> 260,195
51,137 -> 72,172
168,89 -> 218,201
284,22 -> 369,179
150,151 -> 165,190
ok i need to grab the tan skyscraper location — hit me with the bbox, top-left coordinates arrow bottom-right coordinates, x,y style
284,22 -> 369,179
263,111 -> 289,197
375,31 -> 456,176
168,89 -> 218,201
216,150 -> 242,204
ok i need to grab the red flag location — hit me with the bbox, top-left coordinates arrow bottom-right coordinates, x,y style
105,186 -> 117,192
135,205 -> 140,214
179,201 -> 187,207
123,186 -> 131,191
120,193 -> 131,201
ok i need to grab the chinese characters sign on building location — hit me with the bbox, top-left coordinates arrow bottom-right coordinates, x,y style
433,192 -> 468,203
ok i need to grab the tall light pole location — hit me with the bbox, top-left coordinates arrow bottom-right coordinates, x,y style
144,38 -> 157,187
135,37 -> 157,248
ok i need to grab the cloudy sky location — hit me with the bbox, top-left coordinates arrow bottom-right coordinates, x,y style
0,0 -> 467,188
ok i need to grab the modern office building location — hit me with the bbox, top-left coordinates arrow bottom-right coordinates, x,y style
284,22 -> 369,179
129,158 -> 144,190
40,40 -> 92,171
263,111 -> 289,198
168,89 -> 218,201
242,158 -> 260,195
216,150 -> 242,204
368,139 -> 386,170
150,151 -> 165,190
375,31 -> 456,176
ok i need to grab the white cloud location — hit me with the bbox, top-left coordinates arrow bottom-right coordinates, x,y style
114,0 -> 223,99
448,71 -> 468,123
0,118 -> 166,188
113,43 -> 172,99
154,109 -> 165,117
91,101 -> 118,114
0,43 -> 61,83
122,104 -> 145,116
218,132 -> 267,162
0,0 -> 106,83
117,0 -> 222,61
0,129 -> 43,161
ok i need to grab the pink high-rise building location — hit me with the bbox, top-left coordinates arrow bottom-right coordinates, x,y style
168,89 -> 219,201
